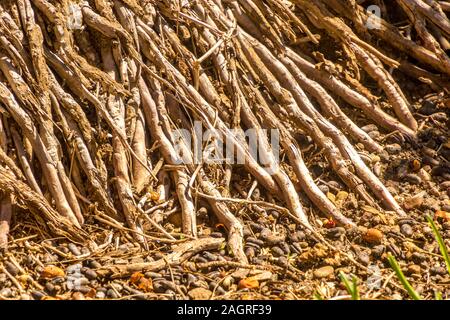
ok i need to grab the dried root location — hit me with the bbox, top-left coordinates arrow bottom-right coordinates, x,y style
0,0 -> 447,267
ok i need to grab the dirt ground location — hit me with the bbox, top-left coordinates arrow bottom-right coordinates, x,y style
1,89 -> 448,300
0,0 -> 449,301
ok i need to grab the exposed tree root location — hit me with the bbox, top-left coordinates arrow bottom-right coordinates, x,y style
0,0 -> 447,269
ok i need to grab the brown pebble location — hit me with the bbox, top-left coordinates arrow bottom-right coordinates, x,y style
386,144 -> 402,154
188,287 -> 212,300
363,228 -> 383,244
4,262 -> 19,276
435,211 -> 450,222
313,266 -> 335,279
407,265 -> 421,275
403,192 -> 425,210
418,168 -> 431,182
41,265 -> 65,279
400,224 -> 413,237
71,292 -> 85,300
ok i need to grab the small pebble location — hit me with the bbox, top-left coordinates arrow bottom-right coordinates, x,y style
109,283 -> 123,291
210,232 -> 223,238
411,252 -> 426,262
43,254 -> 58,264
57,246 -> 70,254
291,242 -> 303,253
0,288 -> 12,297
246,237 -> 264,247
159,280 -> 177,292
261,229 -> 285,245
423,155 -> 440,167
387,243 -> 401,257
361,124 -> 378,133
193,256 -> 208,263
96,291 -> 106,299
124,285 -> 146,299
215,286 -> 227,296
20,294 -> 32,300
271,246 -> 285,257
403,192 -> 426,210
88,260 -> 102,269
5,262 -> 19,276
404,174 -> 421,185
279,242 -> 291,255
367,130 -> 380,140
290,231 -> 306,242
357,252 -> 371,266
418,100 -> 437,115
77,286 -> 92,294
45,282 -> 55,293
269,210 -> 280,219
363,228 -> 383,244
68,243 -> 82,256
83,269 -> 98,280
313,266 -> 334,279
400,224 -> 413,237
153,281 -> 166,293
249,222 -> 264,232
328,180 -> 344,190
407,265 -> 421,275
186,274 -> 197,286
31,290 -> 46,300
418,168 -> 431,182
327,227 -> 346,239
72,292 -> 85,300
107,289 -> 120,299
386,144 -> 402,154
245,246 -> 255,259
222,276 -> 234,290
277,256 -> 289,267
430,266 -> 447,275
372,245 -> 385,257
145,272 -> 162,278
319,185 -> 329,194
188,287 -> 212,300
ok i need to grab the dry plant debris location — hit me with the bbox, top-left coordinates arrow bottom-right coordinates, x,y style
0,0 -> 449,300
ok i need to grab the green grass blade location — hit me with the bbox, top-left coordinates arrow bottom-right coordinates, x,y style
435,291 -> 443,300
387,254 -> 422,300
351,275 -> 360,300
313,291 -> 324,300
339,271 -> 360,300
427,215 -> 450,276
